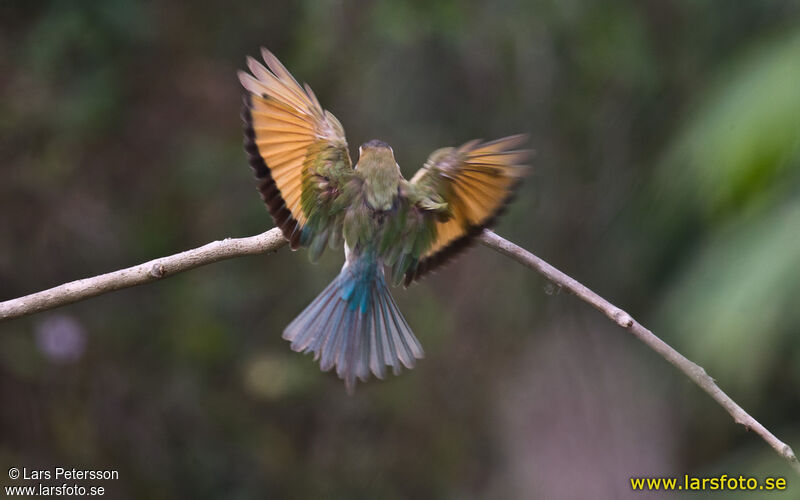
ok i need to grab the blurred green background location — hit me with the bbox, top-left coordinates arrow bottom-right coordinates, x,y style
1,1 -> 800,498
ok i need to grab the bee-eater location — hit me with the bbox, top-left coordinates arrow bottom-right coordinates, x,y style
239,49 -> 529,391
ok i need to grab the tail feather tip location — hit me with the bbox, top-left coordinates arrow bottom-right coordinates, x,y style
281,266 -> 424,392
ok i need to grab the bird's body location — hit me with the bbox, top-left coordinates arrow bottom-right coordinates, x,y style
239,49 -> 529,390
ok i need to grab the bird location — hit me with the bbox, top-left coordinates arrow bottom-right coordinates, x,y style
239,48 -> 530,392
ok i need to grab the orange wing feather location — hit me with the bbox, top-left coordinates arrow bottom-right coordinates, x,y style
405,135 -> 530,284
240,49 -> 351,249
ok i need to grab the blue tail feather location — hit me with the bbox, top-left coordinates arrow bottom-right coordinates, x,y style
283,257 -> 424,392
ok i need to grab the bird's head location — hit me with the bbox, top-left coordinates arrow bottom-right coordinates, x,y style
357,139 -> 397,168
356,140 -> 401,210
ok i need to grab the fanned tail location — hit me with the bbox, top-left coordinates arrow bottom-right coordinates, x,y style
283,259 -> 424,392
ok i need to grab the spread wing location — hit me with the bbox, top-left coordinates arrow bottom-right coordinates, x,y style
397,135 -> 530,286
240,48 -> 354,259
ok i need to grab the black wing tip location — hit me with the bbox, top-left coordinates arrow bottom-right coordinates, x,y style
241,93 -> 303,248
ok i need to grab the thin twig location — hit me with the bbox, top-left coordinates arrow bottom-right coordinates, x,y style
478,229 -> 800,475
0,227 -> 796,474
0,228 -> 287,321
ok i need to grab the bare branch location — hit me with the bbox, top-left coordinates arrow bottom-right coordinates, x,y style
478,229 -> 800,475
0,228 -> 287,321
1,226 -> 796,473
